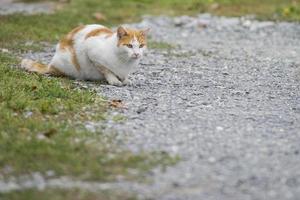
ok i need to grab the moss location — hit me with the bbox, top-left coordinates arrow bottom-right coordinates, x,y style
112,114 -> 127,122
0,188 -> 136,200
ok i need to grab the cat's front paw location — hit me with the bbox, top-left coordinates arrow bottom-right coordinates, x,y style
107,76 -> 123,86
122,78 -> 132,86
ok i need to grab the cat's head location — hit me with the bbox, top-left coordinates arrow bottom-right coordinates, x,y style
117,26 -> 149,60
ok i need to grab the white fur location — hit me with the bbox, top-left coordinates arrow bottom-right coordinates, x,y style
48,24 -> 146,84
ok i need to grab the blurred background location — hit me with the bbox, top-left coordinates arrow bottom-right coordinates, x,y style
0,0 -> 299,52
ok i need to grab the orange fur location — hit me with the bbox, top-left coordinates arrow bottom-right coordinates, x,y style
117,28 -> 147,46
70,48 -> 81,71
23,60 -> 65,77
85,28 -> 113,40
29,62 -> 49,74
60,25 -> 85,50
59,25 -> 85,71
21,59 -> 65,76
21,25 -> 149,83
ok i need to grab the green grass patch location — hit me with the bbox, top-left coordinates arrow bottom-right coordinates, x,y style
0,53 -> 177,182
112,114 -> 127,123
0,188 -> 136,200
209,0 -> 300,21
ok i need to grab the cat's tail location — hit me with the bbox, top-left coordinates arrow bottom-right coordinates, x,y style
20,59 -> 65,77
20,59 -> 49,74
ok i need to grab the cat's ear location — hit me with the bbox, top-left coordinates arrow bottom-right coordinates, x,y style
117,26 -> 128,39
140,28 -> 150,36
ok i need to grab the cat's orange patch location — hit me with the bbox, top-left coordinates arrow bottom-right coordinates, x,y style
59,25 -> 85,50
85,28 -> 113,40
70,48 -> 81,71
59,25 -> 85,71
30,62 -> 49,74
118,29 -> 147,46
26,61 -> 65,77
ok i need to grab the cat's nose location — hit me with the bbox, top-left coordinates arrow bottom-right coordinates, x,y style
132,53 -> 140,58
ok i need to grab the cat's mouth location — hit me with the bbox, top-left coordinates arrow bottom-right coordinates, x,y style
131,55 -> 141,59
131,53 -> 141,59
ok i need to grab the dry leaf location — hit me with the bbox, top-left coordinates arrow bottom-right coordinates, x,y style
210,3 -> 220,10
43,128 -> 58,138
93,12 -> 107,21
31,85 -> 37,90
109,99 -> 125,108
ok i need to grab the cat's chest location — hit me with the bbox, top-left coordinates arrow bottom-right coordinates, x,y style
85,38 -> 139,78
110,59 -> 139,79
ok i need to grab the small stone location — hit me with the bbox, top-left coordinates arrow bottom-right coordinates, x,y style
32,172 -> 46,190
36,134 -> 46,140
46,170 -> 55,177
208,157 -> 216,163
24,111 -> 33,118
25,41 -> 34,46
242,20 -> 252,27
1,48 -> 9,53
137,106 -> 147,114
216,126 -> 224,131
171,145 -> 179,153
172,182 -> 180,187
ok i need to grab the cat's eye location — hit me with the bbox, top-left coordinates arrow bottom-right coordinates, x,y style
126,44 -> 133,48
139,44 -> 145,48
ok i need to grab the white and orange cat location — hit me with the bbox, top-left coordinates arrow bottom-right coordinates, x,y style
21,25 -> 149,86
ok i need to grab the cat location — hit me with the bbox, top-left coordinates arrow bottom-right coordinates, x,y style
20,25 -> 149,86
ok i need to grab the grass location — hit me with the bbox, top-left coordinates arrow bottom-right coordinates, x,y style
112,114 -> 127,122
0,188 -> 136,200
0,53 -> 178,199
0,53 -> 177,179
0,0 -> 300,51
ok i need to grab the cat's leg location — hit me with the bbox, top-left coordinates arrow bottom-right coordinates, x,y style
122,78 -> 132,86
117,75 -> 132,86
96,65 -> 122,86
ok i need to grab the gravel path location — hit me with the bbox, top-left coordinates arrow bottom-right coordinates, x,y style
0,0 -> 57,15
24,14 -> 300,200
